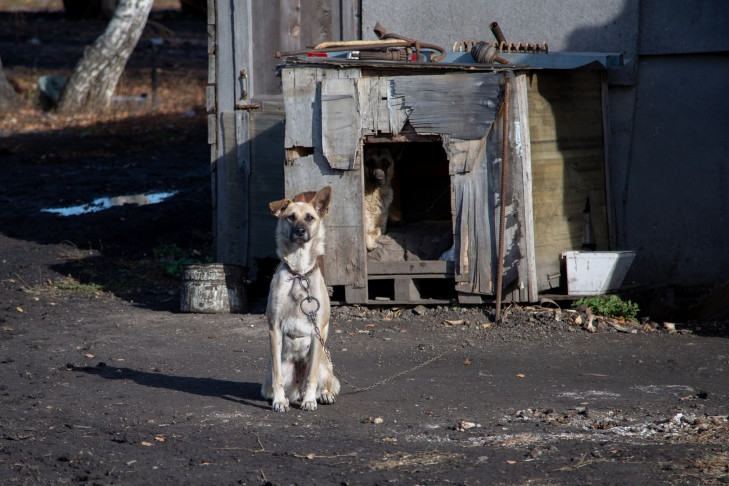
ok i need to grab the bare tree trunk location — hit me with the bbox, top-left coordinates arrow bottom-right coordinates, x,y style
0,55 -> 21,111
57,0 -> 154,114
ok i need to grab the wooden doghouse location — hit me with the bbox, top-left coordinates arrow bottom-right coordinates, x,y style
282,56 -> 608,303
279,57 -> 614,305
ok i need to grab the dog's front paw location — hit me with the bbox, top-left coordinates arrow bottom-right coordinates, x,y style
365,236 -> 378,252
319,392 -> 336,405
272,398 -> 289,412
301,399 -> 318,411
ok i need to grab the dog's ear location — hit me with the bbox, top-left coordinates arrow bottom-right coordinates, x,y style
391,144 -> 405,162
269,198 -> 292,217
312,186 -> 332,217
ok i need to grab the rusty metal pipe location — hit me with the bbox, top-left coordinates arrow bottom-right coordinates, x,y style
490,21 -> 507,44
495,75 -> 510,322
275,40 -> 410,58
357,49 -> 408,62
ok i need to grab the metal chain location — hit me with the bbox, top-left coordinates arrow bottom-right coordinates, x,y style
291,273 -> 461,394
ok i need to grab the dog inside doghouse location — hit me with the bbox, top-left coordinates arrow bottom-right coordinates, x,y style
363,140 -> 453,265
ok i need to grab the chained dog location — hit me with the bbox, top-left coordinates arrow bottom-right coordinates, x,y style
261,186 -> 340,412
364,146 -> 401,251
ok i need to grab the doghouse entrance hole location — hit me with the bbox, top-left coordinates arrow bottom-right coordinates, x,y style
364,140 -> 453,264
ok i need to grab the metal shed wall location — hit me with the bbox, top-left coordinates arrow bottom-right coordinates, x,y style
359,0 -> 729,288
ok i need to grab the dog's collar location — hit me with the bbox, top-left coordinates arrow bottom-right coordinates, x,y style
283,261 -> 317,280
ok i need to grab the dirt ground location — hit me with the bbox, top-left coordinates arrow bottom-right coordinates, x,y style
1,4 -> 728,485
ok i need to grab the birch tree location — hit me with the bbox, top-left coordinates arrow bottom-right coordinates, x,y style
57,0 -> 154,113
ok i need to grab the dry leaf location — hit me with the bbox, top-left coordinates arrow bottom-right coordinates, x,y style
155,436 -> 165,442
382,437 -> 397,442
463,358 -> 471,366
141,441 -> 153,447
516,373 -> 526,378
16,307 -> 23,313
365,323 -> 376,328
506,460 -> 517,464
85,353 -> 94,359
481,323 -> 491,329
444,319 -> 464,326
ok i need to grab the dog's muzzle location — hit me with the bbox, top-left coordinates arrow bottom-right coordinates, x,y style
370,168 -> 386,186
289,223 -> 309,243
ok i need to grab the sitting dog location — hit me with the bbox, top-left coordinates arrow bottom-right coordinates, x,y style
363,146 -> 401,251
261,186 -> 340,412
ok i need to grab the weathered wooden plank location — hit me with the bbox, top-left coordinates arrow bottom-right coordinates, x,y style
451,163 -> 495,294
207,24 -> 215,85
367,260 -> 453,276
232,0 -> 252,101
336,0 -> 360,41
321,77 -> 360,170
356,77 -> 378,135
206,85 -> 215,113
392,72 -> 502,140
300,0 -> 332,47
249,2 -> 280,96
386,79 -> 409,136
443,135 -> 487,175
279,0 -> 300,54
214,0 -> 234,112
490,85 -> 524,296
527,70 -> 609,292
207,113 -> 216,145
282,67 -> 317,148
207,0 -> 215,24
508,73 -> 538,302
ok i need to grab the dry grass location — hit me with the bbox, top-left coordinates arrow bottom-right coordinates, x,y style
1,0 -> 206,137
2,67 -> 206,135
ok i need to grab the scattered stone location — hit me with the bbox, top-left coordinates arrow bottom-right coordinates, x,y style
452,420 -> 480,431
412,305 -> 428,316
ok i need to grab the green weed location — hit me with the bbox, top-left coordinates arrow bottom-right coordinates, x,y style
572,295 -> 639,321
153,243 -> 213,277
50,277 -> 103,294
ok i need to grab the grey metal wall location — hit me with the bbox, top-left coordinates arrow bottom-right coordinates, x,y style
361,0 -> 729,288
